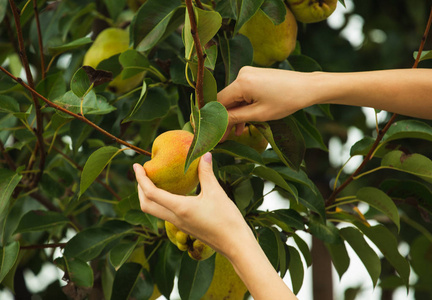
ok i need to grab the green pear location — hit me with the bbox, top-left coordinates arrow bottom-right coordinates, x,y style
144,130 -> 200,195
226,124 -> 268,154
202,253 -> 248,299
286,0 -> 337,23
83,27 -> 144,94
239,7 -> 297,67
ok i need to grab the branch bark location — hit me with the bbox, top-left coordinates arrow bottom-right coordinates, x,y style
326,6 -> 432,206
185,0 -> 205,109
33,0 -> 46,79
0,65 -> 151,157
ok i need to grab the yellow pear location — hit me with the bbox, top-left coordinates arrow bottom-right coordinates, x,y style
165,221 -> 215,261
226,124 -> 268,154
239,7 -> 297,67
144,130 -> 200,195
83,27 -> 144,94
286,0 -> 337,23
201,253 -> 248,299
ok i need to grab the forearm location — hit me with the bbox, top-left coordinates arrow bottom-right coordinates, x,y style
316,69 -> 432,120
225,230 -> 298,300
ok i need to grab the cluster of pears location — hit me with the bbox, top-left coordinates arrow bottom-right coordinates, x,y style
239,0 -> 337,66
143,130 -> 215,261
83,27 -> 144,94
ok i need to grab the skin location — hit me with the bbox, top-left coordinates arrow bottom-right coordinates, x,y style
135,66 -> 432,299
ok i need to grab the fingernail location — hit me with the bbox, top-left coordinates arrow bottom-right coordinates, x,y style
133,163 -> 139,173
203,152 -> 212,163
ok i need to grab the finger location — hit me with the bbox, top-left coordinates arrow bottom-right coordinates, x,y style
217,81 -> 247,109
227,103 -> 262,125
235,123 -> 245,136
137,184 -> 176,221
198,153 -> 220,191
133,164 -> 187,212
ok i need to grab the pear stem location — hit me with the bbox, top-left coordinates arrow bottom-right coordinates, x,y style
326,5 -> 432,207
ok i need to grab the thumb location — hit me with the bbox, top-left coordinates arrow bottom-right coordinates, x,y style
198,152 -> 219,190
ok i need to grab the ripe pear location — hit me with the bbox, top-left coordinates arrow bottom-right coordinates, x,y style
227,124 -> 268,154
239,7 -> 297,67
165,221 -> 215,261
144,130 -> 200,195
286,0 -> 337,23
202,253 -> 248,299
83,27 -> 144,94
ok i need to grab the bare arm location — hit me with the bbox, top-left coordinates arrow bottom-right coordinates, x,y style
133,154 -> 297,300
218,67 -> 432,134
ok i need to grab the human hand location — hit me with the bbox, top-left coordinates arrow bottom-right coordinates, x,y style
133,152 -> 255,258
218,66 -> 320,139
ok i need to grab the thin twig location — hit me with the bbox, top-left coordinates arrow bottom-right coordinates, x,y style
326,6 -> 432,207
185,0 -> 205,109
8,0 -> 46,188
33,0 -> 46,79
194,0 -> 204,9
0,65 -> 151,157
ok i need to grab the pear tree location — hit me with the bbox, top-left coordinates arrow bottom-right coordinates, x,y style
1,0 -> 432,299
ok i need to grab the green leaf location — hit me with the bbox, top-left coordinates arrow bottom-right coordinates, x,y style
0,241 -> 20,283
288,245 -> 304,294
0,169 -> 22,220
355,223 -> 410,288
132,0 -> 182,51
15,210 -> 69,233
54,90 -> 116,116
219,34 -> 253,85
36,72 -> 67,101
288,55 -> 322,72
154,242 -> 180,298
80,146 -> 121,196
383,120 -> 432,143
47,36 -> 92,56
410,235 -> 432,283
185,101 -> 228,172
234,0 -> 265,35
254,117 -> 305,171
257,227 -> 279,269
293,234 -> 312,267
308,218 -> 340,244
0,95 -> 19,114
124,86 -> 171,122
109,240 -> 138,270
214,140 -> 264,164
184,7 -> 222,59
253,166 -> 298,201
188,63 -> 218,104
64,221 -> 131,261
293,110 -> 327,150
413,50 -> 432,61
271,209 -> 304,230
63,256 -> 94,287
111,262 -> 142,300
261,0 -> 287,25
178,253 -> 215,300
71,67 -> 92,98
381,150 -> 432,183
124,210 -> 158,232
326,240 -> 350,279
356,187 -> 400,230
233,178 -> 254,214
271,165 -> 316,191
104,0 -> 126,21
119,49 -> 150,80
339,226 -> 381,287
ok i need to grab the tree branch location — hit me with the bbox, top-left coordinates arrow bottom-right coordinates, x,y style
326,6 -> 432,207
0,65 -> 151,157
33,0 -> 46,79
8,0 -> 46,188
185,0 -> 205,109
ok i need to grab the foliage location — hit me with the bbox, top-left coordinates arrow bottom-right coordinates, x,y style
0,0 -> 432,299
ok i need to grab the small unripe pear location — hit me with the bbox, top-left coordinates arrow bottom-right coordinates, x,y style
286,0 -> 337,24
226,124 -> 268,154
144,130 -> 199,195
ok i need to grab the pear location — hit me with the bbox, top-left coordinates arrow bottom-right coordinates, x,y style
226,124 -> 268,154
201,253 -> 248,299
83,27 -> 144,94
144,130 -> 200,196
165,221 -> 215,261
286,0 -> 337,23
239,7 -> 297,67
